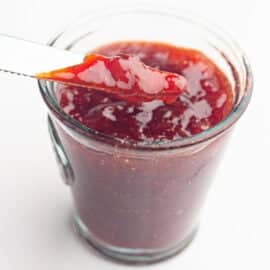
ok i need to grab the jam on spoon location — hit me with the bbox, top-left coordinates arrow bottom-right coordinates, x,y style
37,54 -> 187,104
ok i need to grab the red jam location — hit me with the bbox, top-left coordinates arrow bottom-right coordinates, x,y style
55,42 -> 233,143
51,41 -> 234,251
37,54 -> 187,104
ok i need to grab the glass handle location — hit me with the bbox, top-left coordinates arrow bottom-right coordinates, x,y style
48,116 -> 74,186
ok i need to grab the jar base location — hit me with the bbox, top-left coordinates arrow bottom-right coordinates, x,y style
74,213 -> 198,265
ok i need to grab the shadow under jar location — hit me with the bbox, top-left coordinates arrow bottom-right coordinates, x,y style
39,5 -> 253,265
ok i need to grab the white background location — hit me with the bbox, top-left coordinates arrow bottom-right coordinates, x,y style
0,0 -> 268,269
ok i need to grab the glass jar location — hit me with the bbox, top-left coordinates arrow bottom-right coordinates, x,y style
39,5 -> 253,264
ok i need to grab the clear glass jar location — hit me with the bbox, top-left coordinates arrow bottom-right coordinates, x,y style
39,5 -> 253,264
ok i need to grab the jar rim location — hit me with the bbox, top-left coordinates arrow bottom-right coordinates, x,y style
38,5 -> 253,151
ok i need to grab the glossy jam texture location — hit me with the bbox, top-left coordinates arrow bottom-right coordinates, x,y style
57,42 -> 234,142
38,54 -> 187,104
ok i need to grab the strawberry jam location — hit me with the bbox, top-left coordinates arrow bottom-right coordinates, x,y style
37,54 -> 187,104
56,42 -> 233,142
52,41 -> 234,252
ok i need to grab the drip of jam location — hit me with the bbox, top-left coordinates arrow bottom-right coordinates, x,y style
37,54 -> 187,104
55,42 -> 233,143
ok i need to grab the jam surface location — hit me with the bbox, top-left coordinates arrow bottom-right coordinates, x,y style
56,41 -> 234,143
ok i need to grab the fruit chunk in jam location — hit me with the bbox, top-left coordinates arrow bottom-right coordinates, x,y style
56,42 -> 233,142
